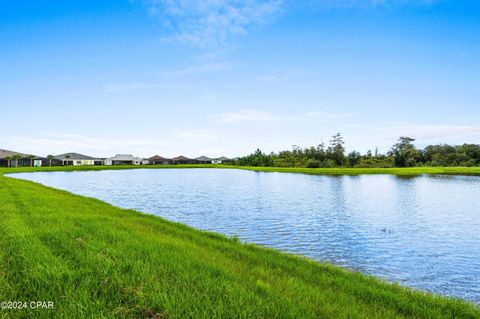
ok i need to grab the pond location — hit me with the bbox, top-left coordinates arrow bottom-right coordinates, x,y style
10,168 -> 480,303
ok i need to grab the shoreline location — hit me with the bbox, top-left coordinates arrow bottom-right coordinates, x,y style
2,164 -> 480,177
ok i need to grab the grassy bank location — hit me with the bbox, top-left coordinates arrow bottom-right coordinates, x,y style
0,167 -> 479,318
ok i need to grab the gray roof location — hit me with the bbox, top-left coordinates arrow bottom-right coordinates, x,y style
54,152 -> 97,160
0,149 -> 32,159
106,154 -> 137,161
172,155 -> 191,161
195,156 -> 213,161
215,156 -> 231,161
148,155 -> 170,161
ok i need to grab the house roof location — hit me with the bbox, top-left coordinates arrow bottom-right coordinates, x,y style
106,154 -> 135,161
172,155 -> 191,161
215,156 -> 231,161
195,156 -> 212,161
148,155 -> 170,161
54,152 -> 97,160
0,149 -> 32,159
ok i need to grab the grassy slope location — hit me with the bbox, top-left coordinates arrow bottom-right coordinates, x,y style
0,166 -> 479,318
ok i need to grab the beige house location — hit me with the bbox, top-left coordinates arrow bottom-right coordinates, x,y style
54,153 -> 103,166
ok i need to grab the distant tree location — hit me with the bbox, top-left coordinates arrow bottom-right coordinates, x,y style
28,155 -> 35,167
237,148 -> 273,167
389,137 -> 419,167
64,154 -> 71,166
315,142 -> 326,162
235,135 -> 480,169
328,133 -> 346,166
347,151 -> 361,167
306,159 -> 320,168
47,155 -> 55,167
456,144 -> 480,166
320,159 -> 336,168
5,156 -> 11,168
11,155 -> 21,168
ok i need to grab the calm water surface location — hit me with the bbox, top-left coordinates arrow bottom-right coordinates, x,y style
11,169 -> 480,302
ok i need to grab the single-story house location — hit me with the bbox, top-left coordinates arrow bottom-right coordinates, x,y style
212,156 -> 232,164
172,155 -> 196,164
148,155 -> 172,165
33,157 -> 47,167
194,156 -> 213,164
0,149 -> 36,167
104,154 -> 148,166
33,156 -> 63,167
55,153 -> 103,166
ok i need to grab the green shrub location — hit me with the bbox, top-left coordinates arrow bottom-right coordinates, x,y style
306,159 -> 320,168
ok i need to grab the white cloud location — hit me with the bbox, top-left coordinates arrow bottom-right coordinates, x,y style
138,0 -> 438,50
143,0 -> 283,48
212,109 -> 352,124
103,62 -> 230,93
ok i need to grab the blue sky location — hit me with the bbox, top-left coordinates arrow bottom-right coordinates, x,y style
1,0 -> 479,158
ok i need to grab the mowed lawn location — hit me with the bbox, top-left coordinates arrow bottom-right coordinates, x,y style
0,168 -> 479,318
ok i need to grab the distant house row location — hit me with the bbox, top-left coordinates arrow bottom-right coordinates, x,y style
0,149 -> 234,167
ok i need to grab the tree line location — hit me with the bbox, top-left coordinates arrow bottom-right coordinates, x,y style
234,134 -> 480,168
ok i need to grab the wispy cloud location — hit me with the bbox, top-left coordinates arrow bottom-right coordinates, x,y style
212,109 -> 352,124
139,0 -> 438,50
143,0 -> 283,48
104,62 -> 230,93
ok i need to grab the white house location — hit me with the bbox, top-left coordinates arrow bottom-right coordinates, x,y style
33,159 -> 43,167
54,153 -> 102,166
212,156 -> 232,164
104,154 -> 148,166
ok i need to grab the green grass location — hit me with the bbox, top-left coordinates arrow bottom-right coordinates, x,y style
0,166 -> 479,318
